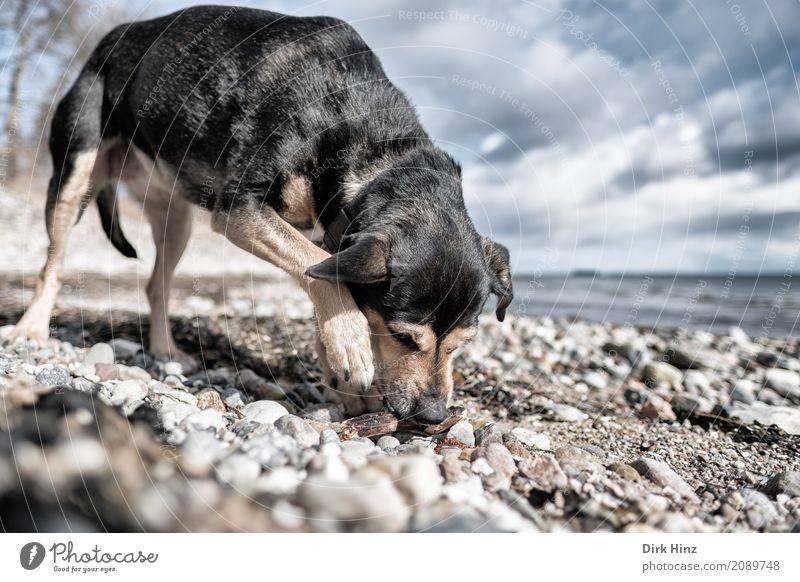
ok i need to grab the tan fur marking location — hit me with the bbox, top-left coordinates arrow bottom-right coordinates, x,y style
440,326 -> 477,354
387,321 -> 436,352
279,173 -> 317,228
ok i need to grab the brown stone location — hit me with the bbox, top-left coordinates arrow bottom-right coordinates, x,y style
196,388 -> 226,412
517,454 -> 568,492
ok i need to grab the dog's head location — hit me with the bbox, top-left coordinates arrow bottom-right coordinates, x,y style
307,195 -> 512,424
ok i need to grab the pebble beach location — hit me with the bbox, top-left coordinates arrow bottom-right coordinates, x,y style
1,269 -> 798,533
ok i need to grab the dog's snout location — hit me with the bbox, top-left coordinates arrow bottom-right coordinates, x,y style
412,396 -> 447,425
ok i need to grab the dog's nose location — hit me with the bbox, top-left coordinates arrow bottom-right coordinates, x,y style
412,397 -> 447,425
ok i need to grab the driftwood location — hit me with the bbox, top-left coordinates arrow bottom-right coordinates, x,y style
339,407 -> 466,440
339,412 -> 399,440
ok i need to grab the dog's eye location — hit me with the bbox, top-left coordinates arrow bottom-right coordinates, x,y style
392,332 -> 418,350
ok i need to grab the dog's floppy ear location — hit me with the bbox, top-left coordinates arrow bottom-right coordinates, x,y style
481,237 -> 513,321
306,233 -> 390,284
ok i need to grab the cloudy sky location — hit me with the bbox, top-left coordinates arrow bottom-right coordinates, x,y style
43,0 -> 800,274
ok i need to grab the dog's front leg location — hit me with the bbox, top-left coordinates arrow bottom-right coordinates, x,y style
211,207 -> 376,415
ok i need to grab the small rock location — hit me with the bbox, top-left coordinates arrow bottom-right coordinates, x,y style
109,379 -> 148,406
181,409 -> 227,432
320,428 -> 340,444
243,400 -> 289,425
0,353 -> 20,374
243,431 -> 299,468
274,414 -> 320,447
761,471 -> 800,498
503,440 -> 531,459
730,380 -> 757,404
216,454 -> 261,488
35,366 -> 70,387
179,431 -> 228,476
554,446 -> 604,476
85,343 -> 114,365
639,395 -> 677,422
300,403 -> 345,423
365,455 -> 442,505
116,365 -> 151,381
510,428 -> 551,450
631,457 -> 699,502
663,346 -> 701,370
738,488 -> 780,529
642,361 -> 683,389
682,370 -> 710,394
163,361 -> 183,376
730,404 -> 800,435
108,338 -> 142,360
238,370 -> 286,399
582,371 -> 608,390
670,393 -> 713,416
729,326 -> 750,345
152,383 -> 198,406
608,462 -> 641,482
603,340 -> 646,365
471,457 -> 494,476
196,388 -> 226,412
94,363 -> 120,381
297,473 -> 410,532
446,420 -> 475,447
256,467 -> 302,496
73,363 -> 96,379
471,443 -> 516,481
517,454 -> 567,492
440,453 -> 467,483
474,422 -> 502,446
546,402 -> 589,423
71,377 -> 97,393
377,435 -> 400,451
764,369 -> 800,398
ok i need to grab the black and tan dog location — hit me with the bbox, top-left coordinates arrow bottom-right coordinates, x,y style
10,6 -> 512,423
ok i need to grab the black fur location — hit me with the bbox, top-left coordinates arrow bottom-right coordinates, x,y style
53,4 -> 512,341
96,187 -> 137,258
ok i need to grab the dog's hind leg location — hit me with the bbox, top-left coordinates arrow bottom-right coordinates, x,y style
9,63 -> 111,344
144,195 -> 195,371
9,150 -> 101,343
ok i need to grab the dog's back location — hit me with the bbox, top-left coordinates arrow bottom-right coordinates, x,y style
60,6 -> 426,213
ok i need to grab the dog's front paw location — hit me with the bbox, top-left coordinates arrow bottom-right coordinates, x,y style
314,323 -> 380,417
315,306 -> 374,394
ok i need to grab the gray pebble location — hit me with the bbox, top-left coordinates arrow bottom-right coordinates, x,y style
377,435 -> 400,450
319,428 -> 340,444
216,454 -> 262,488
85,343 -> 114,365
109,379 -> 148,406
761,471 -> 800,498
631,457 -> 699,503
274,414 -> 320,447
510,428 -> 551,450
35,366 -> 70,386
181,409 -> 227,432
764,369 -> 800,398
108,338 -> 142,360
446,420 -> 475,447
243,400 -> 289,425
